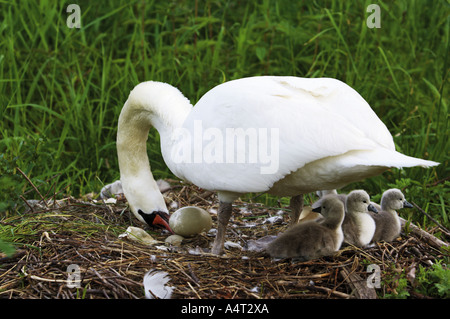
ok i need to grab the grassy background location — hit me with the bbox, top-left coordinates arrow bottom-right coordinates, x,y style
0,0 -> 448,230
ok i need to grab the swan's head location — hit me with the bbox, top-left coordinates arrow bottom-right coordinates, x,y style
120,176 -> 174,234
381,188 -> 413,211
346,190 -> 378,214
138,209 -> 173,234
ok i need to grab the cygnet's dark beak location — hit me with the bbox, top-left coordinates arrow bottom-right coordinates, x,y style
138,210 -> 174,234
312,206 -> 321,213
403,200 -> 414,209
368,204 -> 378,214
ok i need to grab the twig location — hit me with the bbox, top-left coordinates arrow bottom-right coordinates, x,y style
21,268 -> 69,284
411,201 -> 450,236
19,195 -> 35,212
41,173 -> 62,206
187,281 -> 202,299
306,283 -> 353,299
187,263 -> 200,285
169,260 -> 200,287
400,217 -> 449,249
191,190 -> 215,204
17,167 -> 48,208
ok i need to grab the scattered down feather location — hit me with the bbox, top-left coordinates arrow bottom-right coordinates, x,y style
143,269 -> 174,299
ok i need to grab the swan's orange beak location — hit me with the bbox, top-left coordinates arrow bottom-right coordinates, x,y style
153,211 -> 174,234
138,210 -> 174,234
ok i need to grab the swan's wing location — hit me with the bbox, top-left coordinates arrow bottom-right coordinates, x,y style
169,76 -> 437,193
197,76 -> 396,149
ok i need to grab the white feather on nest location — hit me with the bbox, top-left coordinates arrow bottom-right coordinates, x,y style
143,270 -> 174,299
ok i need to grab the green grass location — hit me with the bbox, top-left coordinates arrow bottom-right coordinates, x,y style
0,0 -> 449,230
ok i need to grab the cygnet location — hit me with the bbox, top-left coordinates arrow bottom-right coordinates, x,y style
299,190 -> 345,223
370,188 -> 413,242
266,195 -> 345,260
342,190 -> 378,247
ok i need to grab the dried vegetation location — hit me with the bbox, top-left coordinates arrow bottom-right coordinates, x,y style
0,179 -> 448,299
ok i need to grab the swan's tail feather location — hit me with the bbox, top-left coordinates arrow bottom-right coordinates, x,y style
343,149 -> 440,169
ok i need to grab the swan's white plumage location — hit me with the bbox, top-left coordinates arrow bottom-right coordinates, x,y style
116,76 -> 439,253
167,76 -> 437,195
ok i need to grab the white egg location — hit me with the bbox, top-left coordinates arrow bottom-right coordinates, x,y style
169,206 -> 212,237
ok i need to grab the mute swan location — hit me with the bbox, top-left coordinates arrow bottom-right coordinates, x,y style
341,190 -> 378,247
116,76 -> 439,255
369,188 -> 413,242
266,195 -> 345,260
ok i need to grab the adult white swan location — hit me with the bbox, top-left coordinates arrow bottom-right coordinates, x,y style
116,76 -> 438,255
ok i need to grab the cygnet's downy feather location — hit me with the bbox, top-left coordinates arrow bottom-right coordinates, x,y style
342,190 -> 378,247
370,188 -> 413,242
266,195 -> 344,260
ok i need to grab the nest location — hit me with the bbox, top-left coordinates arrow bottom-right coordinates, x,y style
0,179 -> 448,299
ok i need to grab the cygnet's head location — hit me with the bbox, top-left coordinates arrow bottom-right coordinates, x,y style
312,195 -> 345,219
346,190 -> 378,214
381,188 -> 413,211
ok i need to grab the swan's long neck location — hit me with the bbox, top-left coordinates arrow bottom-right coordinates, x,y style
117,81 -> 192,220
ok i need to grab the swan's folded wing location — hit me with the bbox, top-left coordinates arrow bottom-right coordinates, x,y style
169,77 -> 437,193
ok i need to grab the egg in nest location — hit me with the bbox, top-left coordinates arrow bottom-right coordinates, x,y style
169,206 -> 212,237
